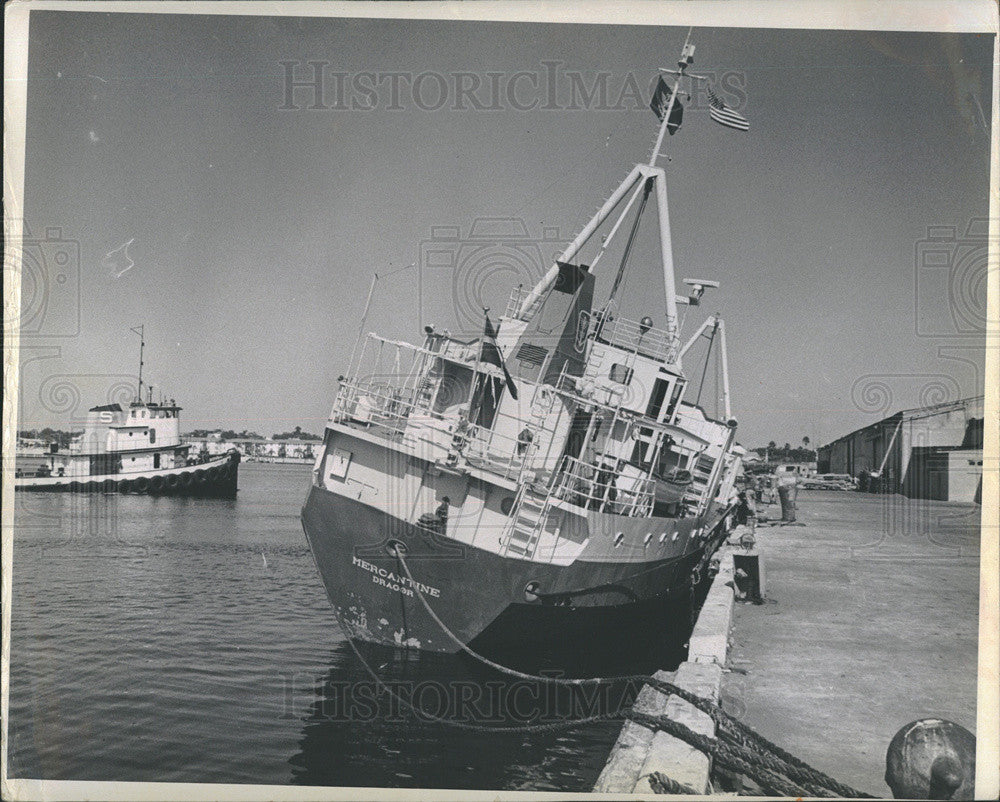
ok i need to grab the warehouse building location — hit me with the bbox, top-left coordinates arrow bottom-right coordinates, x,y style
816,395 -> 984,503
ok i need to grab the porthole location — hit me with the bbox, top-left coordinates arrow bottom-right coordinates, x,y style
671,531 -> 679,541
659,532 -> 668,544
500,496 -> 516,516
643,533 -> 653,547
613,532 -> 625,548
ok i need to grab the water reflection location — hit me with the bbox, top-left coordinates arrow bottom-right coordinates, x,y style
289,608 -> 692,792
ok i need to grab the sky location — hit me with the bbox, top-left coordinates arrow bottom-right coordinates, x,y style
15,10 -> 994,447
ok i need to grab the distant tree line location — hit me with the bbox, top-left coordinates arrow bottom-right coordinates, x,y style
185,426 -> 321,441
186,429 -> 265,440
272,426 -> 322,441
17,428 -> 74,448
750,437 -> 816,463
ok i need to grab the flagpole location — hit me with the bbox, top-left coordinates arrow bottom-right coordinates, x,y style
347,262 -> 414,378
466,307 -> 488,419
648,27 -> 692,166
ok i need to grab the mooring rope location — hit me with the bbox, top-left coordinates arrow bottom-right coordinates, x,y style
394,547 -> 875,798
643,771 -> 700,795
629,710 -> 828,798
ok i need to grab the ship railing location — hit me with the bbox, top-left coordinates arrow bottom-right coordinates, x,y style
552,366 -> 639,416
593,314 -> 678,362
331,376 -> 430,438
547,454 -> 655,517
461,417 -> 540,482
427,334 -> 480,364
504,285 -> 545,322
332,333 -> 443,433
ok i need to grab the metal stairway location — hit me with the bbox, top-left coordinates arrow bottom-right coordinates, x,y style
503,487 -> 552,559
684,453 -> 716,514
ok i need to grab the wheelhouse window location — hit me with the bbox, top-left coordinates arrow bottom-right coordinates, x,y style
664,379 -> 685,420
609,364 -> 633,385
645,378 -> 671,419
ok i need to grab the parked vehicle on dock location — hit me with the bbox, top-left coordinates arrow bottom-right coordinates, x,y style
801,473 -> 856,491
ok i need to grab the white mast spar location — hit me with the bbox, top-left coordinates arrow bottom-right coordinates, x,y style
515,30 -> 703,358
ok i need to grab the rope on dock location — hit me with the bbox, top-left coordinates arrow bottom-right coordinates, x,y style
394,548 -> 876,798
641,771 -> 700,795
629,709 -> 835,798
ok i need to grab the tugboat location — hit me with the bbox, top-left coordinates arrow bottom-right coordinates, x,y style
301,34 -> 746,655
15,327 -> 239,498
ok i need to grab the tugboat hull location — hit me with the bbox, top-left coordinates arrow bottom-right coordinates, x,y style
301,484 -> 724,655
14,451 -> 240,499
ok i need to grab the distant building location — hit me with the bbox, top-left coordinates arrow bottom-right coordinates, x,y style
181,434 -> 318,463
816,396 -> 983,503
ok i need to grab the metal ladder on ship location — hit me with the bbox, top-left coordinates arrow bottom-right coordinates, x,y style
683,453 -> 715,515
502,485 -> 554,559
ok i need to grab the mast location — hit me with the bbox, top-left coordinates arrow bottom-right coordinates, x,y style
647,27 -> 694,166
680,313 -> 732,422
347,263 -> 415,378
718,317 -> 732,420
516,33 -> 706,358
694,318 -> 718,409
130,325 -> 145,403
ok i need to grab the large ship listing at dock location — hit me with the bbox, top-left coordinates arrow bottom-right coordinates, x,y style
301,34 -> 748,656
16,327 -> 239,498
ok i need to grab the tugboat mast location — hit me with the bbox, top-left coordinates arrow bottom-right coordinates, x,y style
130,324 -> 145,404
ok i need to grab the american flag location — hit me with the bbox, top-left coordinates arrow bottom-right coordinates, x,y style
707,85 -> 749,131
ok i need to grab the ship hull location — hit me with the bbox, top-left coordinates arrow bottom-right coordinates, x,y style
301,484 -> 726,656
14,452 -> 240,499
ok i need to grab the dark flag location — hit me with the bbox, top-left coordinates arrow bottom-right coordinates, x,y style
553,260 -> 589,294
707,85 -> 749,131
481,313 -> 518,400
649,76 -> 684,135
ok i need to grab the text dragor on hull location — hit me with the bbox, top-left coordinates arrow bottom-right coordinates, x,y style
302,33 -> 747,656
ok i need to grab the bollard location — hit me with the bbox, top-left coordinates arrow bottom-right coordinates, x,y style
733,551 -> 764,604
885,719 -> 975,799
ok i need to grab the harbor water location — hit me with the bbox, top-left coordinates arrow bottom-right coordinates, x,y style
8,463 -> 689,790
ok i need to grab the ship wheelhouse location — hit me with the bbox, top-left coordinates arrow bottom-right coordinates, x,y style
323,262 -> 739,564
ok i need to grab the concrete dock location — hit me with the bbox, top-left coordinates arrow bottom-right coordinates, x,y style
595,489 -> 982,796
722,490 -> 981,796
596,539 -> 738,794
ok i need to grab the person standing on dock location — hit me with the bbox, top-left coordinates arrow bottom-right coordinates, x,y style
776,470 -> 798,522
